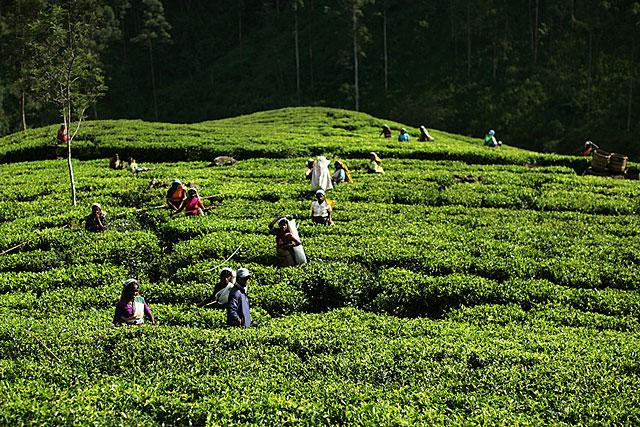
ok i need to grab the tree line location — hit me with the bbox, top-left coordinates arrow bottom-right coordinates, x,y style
1,0 -> 640,157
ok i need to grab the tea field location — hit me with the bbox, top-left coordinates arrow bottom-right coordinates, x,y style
1,107 -> 639,425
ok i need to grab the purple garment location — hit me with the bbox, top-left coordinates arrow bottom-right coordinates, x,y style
113,298 -> 153,325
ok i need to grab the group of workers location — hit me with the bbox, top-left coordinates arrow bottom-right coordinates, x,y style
103,123 -> 507,328
113,267 -> 252,328
110,153 -> 150,174
380,124 -> 435,142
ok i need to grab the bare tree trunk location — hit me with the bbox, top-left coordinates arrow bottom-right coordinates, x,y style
64,91 -> 76,206
20,90 -> 27,131
148,41 -> 159,121
466,0 -> 471,83
533,0 -> 539,64
627,77 -> 633,131
587,29 -> 592,114
294,2 -> 301,104
353,5 -> 359,111
383,7 -> 388,94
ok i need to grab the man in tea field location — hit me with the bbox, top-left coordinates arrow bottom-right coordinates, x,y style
227,268 -> 252,327
85,203 -> 107,232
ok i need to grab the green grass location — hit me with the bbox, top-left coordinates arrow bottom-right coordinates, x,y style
0,107 -> 639,425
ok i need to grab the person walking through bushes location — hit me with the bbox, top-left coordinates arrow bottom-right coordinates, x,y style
198,268 -> 236,308
113,279 -> 156,326
227,268 -> 252,328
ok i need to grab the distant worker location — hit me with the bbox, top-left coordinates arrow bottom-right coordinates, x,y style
113,278 -> 156,326
311,189 -> 333,226
166,179 -> 187,212
85,203 -> 107,232
269,217 -> 305,266
332,160 -> 353,184
198,268 -> 236,308
398,128 -> 410,142
484,129 -> 502,148
109,153 -> 123,170
304,159 -> 315,181
419,126 -> 435,142
578,140 -> 599,156
173,188 -> 208,216
367,152 -> 384,174
227,268 -> 252,328
379,124 -> 392,138
57,124 -> 68,145
127,158 -> 150,174
311,156 -> 334,192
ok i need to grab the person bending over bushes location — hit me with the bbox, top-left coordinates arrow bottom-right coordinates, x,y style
227,268 -> 251,328
311,189 -> 333,226
172,188 -> 209,216
166,179 -> 187,212
269,217 -> 306,266
484,129 -> 502,148
198,268 -> 236,308
109,153 -> 123,170
332,161 -> 353,184
367,152 -> 384,174
113,279 -> 156,326
398,128 -> 410,142
379,124 -> 392,138
85,203 -> 107,232
311,156 -> 334,192
419,126 -> 435,142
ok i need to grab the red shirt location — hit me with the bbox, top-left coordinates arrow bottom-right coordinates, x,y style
57,128 -> 68,143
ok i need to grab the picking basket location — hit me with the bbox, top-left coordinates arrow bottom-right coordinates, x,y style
591,149 -> 610,172
608,153 -> 628,174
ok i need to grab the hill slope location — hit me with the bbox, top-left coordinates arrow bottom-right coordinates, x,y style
0,108 -> 639,424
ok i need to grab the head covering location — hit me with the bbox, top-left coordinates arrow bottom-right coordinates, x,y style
335,160 -> 353,183
383,124 -> 389,129
420,126 -> 427,134
369,152 -> 382,164
237,268 -> 250,279
187,187 -> 197,197
171,179 -> 182,185
220,267 -> 235,277
315,189 -> 325,196
278,217 -> 289,226
306,158 -> 314,167
489,130 -> 495,136
91,203 -> 101,210
401,128 -> 407,133
123,278 -> 138,288
311,156 -> 333,192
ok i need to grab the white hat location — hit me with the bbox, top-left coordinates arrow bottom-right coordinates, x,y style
237,268 -> 251,279
123,278 -> 138,287
315,189 -> 325,196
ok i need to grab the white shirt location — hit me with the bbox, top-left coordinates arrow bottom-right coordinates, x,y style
311,201 -> 330,217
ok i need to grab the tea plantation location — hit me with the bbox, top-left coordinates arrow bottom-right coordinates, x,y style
1,107 -> 639,425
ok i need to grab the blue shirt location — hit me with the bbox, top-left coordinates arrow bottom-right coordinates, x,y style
227,285 -> 251,327
398,133 -> 409,142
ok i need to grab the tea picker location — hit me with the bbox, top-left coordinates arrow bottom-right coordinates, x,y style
269,216 -> 307,266
419,126 -> 435,142
85,203 -> 107,232
332,160 -> 353,185
367,152 -> 384,174
311,189 -> 333,226
310,156 -> 334,192
198,268 -> 236,308
484,129 -> 502,147
227,268 -> 252,328
113,278 -> 156,326
398,128 -> 410,142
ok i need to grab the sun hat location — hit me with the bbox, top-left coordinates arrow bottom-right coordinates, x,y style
237,268 -> 251,279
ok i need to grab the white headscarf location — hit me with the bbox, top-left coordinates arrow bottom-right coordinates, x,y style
311,156 -> 333,191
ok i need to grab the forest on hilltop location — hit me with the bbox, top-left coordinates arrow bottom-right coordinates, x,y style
1,0 -> 640,158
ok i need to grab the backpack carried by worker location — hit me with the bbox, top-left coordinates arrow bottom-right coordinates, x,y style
214,283 -> 234,306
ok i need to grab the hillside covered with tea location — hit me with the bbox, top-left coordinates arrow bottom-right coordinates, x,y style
1,107 -> 639,425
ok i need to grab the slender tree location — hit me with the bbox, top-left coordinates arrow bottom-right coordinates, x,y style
28,1 -> 112,206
